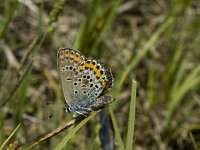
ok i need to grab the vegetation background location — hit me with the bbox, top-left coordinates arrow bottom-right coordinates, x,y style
0,0 -> 200,149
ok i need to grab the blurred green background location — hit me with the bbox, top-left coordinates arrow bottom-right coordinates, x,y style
0,0 -> 200,149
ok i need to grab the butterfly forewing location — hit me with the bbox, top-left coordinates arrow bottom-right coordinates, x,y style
57,48 -> 85,108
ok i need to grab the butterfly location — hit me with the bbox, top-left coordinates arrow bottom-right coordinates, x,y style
57,48 -> 114,117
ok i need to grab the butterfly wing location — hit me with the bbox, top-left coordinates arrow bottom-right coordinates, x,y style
72,59 -> 114,111
57,48 -> 86,108
58,48 -> 114,116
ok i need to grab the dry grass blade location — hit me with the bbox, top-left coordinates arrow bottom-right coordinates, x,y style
2,43 -> 19,68
17,36 -> 39,72
26,118 -> 78,150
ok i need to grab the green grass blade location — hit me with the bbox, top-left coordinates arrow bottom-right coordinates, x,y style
0,0 -> 19,41
109,106 -> 125,150
170,54 -> 190,96
146,67 -> 157,110
55,111 -> 99,150
74,22 -> 86,50
166,78 -> 200,127
74,0 -> 103,50
115,17 -> 174,96
0,124 -> 21,150
91,0 -> 124,51
165,65 -> 200,128
164,41 -> 184,85
189,132 -> 199,150
126,80 -> 136,150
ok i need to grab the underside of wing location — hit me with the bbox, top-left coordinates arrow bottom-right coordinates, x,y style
57,48 -> 85,107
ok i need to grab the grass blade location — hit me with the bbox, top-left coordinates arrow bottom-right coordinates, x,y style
55,111 -> 99,150
91,0 -> 124,51
115,17 -> 174,96
109,106 -> 125,150
165,65 -> 200,128
189,132 -> 199,150
0,124 -> 21,150
126,80 -> 136,150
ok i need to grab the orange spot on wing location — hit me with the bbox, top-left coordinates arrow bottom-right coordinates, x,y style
100,79 -> 106,87
59,52 -> 65,60
79,65 -> 85,70
64,50 -> 70,58
74,55 -> 83,64
69,52 -> 75,59
78,62 -> 107,87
